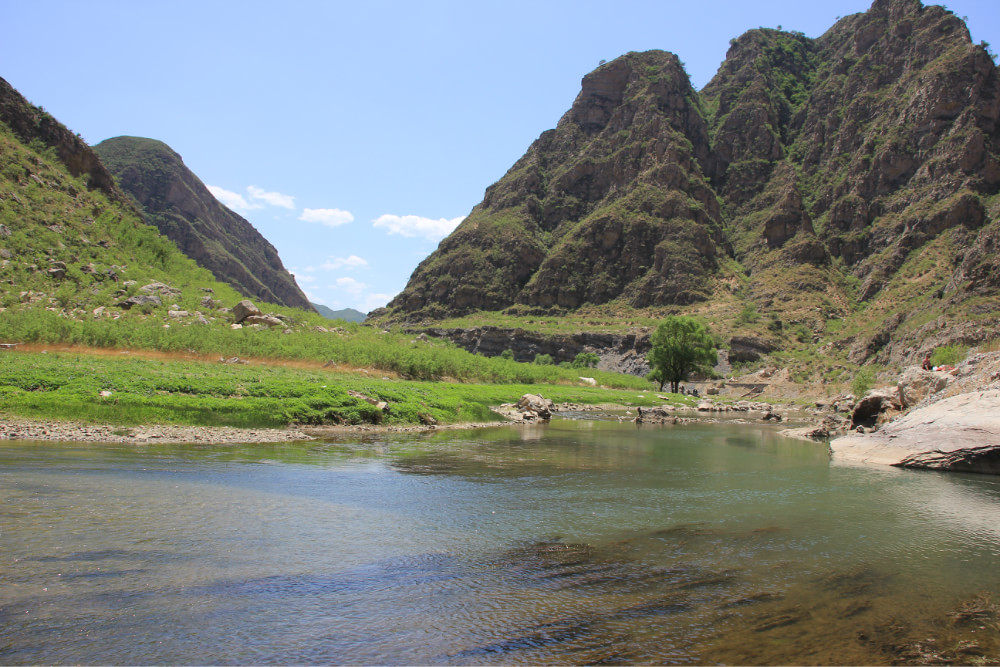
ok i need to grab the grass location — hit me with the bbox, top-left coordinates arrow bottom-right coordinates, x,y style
0,309 -> 652,389
0,348 -> 675,429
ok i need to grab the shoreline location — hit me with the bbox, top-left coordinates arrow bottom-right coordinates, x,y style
0,401 -> 815,446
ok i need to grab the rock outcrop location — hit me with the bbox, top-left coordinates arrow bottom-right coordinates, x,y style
0,76 -> 121,201
832,389 -> 1000,474
380,0 -> 1000,369
831,351 -> 1000,473
94,137 -> 313,311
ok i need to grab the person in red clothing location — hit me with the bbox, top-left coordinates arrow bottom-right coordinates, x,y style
922,353 -> 933,371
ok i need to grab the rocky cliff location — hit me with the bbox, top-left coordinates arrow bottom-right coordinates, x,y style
380,0 -> 1000,369
0,76 -> 123,203
94,136 -> 313,311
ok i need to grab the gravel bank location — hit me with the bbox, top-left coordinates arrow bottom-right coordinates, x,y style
0,417 -> 316,445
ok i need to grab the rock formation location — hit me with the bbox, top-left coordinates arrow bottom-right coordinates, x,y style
380,0 -> 1000,369
94,136 -> 313,311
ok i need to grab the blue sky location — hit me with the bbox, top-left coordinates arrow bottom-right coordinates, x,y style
3,1 -> 998,313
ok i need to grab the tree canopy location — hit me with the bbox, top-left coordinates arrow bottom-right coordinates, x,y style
646,316 -> 717,393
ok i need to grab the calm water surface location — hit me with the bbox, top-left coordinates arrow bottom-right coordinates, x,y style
2,419 -> 999,665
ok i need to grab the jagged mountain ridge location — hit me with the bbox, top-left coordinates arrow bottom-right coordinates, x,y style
94,136 -> 313,311
381,0 -> 1000,366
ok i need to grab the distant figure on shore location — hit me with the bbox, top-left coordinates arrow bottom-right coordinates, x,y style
922,354 -> 933,371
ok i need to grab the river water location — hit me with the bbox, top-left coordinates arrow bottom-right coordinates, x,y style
2,418 -> 999,665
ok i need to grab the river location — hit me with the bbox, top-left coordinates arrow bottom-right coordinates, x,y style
2,418 -> 999,664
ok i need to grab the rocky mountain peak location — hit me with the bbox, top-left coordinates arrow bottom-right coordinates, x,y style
381,0 -> 1000,368
94,136 -> 313,311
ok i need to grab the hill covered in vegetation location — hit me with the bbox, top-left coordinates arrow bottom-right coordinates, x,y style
377,0 -> 1000,371
94,136 -> 313,311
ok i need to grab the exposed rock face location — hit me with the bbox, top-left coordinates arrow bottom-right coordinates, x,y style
419,326 -> 653,375
0,77 -> 120,200
94,137 -> 313,311
383,0 -> 1000,367
387,50 -> 727,317
832,389 -> 1000,474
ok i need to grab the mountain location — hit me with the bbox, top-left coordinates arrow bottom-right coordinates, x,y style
379,0 -> 1000,367
312,303 -> 366,322
0,75 -> 256,319
94,136 -> 313,311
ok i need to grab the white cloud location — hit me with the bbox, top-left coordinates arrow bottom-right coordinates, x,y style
208,185 -> 259,213
300,208 -> 355,227
295,274 -> 317,283
372,214 -> 464,240
248,186 -> 295,209
334,277 -> 367,294
209,184 -> 296,213
322,255 -> 368,270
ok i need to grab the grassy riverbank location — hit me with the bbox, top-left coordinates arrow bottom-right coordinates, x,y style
0,347 -> 675,430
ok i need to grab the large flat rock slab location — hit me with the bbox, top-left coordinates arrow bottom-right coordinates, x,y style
831,389 -> 1000,473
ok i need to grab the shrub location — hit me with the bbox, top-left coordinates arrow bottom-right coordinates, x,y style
533,353 -> 554,366
571,352 -> 600,369
929,345 -> 965,367
851,366 -> 875,398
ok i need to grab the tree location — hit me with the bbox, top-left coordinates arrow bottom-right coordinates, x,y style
646,316 -> 717,393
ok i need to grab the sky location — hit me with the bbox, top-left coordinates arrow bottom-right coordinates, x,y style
3,1 -> 999,314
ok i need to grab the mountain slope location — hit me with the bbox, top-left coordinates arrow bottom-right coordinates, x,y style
0,76 -> 263,319
94,136 -> 312,311
379,0 -> 1000,367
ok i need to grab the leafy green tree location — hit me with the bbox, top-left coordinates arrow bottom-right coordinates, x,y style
646,316 -> 717,393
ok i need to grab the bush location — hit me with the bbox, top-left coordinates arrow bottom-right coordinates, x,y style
851,366 -> 875,398
929,345 -> 965,367
533,354 -> 554,366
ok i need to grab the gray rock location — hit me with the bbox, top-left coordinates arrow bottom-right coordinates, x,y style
244,315 -> 283,327
517,394 -> 554,420
232,300 -> 261,324
117,294 -> 162,310
831,389 -> 1000,474
140,281 -> 182,298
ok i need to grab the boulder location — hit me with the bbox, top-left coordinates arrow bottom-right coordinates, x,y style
116,294 -> 162,310
517,394 -> 554,420
232,300 -> 262,324
244,315 -> 283,327
140,281 -> 182,299
896,366 -> 953,408
832,389 -> 1000,474
850,389 -> 902,429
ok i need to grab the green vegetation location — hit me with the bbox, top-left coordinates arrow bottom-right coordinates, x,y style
0,349 -> 667,429
0,309 -> 651,390
851,366 -> 876,398
646,316 -> 717,393
930,345 -> 965,368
